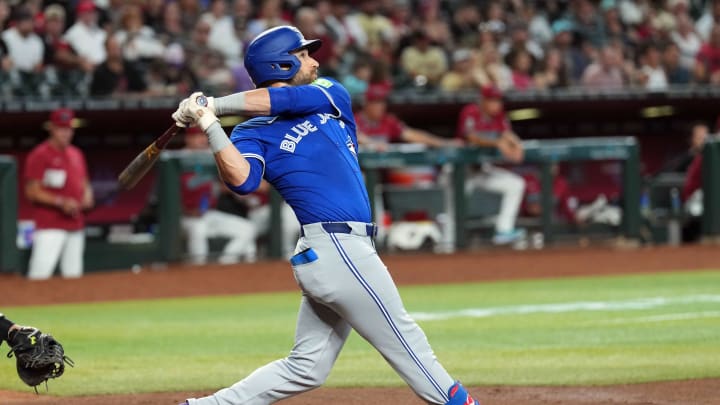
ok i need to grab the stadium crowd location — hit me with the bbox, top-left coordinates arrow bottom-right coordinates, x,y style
2,0 -> 720,98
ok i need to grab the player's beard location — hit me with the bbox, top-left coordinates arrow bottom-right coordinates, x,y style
290,68 -> 318,86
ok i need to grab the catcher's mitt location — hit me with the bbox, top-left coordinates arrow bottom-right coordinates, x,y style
6,327 -> 74,392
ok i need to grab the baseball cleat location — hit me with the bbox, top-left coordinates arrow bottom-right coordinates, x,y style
446,381 -> 480,405
492,228 -> 526,245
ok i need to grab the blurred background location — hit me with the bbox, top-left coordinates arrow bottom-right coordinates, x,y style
1,0 -> 720,276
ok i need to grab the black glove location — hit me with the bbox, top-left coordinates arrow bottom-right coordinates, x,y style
6,327 -> 74,392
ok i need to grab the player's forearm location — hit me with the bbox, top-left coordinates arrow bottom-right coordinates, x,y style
466,133 -> 499,147
213,89 -> 271,116
25,182 -> 67,208
206,123 -> 252,187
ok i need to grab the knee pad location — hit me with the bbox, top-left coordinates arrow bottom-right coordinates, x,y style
445,381 -> 479,405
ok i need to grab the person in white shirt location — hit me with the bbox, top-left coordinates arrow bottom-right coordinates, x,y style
638,42 -> 668,90
671,13 -> 702,70
1,8 -> 43,73
1,7 -> 44,95
63,0 -> 107,67
203,0 -> 242,67
113,4 -> 165,62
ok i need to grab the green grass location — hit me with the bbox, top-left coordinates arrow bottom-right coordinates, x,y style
1,270 -> 719,395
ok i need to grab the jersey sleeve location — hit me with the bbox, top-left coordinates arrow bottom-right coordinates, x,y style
268,77 -> 353,120
455,104 -> 475,139
228,126 -> 267,194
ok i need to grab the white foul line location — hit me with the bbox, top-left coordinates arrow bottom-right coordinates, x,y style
409,294 -> 720,321
594,310 -> 720,324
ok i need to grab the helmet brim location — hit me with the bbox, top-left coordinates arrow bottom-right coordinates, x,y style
293,39 -> 322,54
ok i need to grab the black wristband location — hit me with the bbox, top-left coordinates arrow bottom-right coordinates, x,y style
0,313 -> 14,342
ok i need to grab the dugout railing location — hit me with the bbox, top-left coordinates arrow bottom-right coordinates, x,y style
2,137 -> 719,273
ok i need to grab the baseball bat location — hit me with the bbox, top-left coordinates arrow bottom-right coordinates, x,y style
117,123 -> 183,190
117,95 -> 208,190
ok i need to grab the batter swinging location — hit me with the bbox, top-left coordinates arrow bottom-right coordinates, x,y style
173,26 -> 479,405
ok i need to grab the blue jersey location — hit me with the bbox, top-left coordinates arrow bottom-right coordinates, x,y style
229,78 -> 372,225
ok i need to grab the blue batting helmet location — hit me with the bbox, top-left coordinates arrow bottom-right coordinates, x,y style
244,26 -> 322,87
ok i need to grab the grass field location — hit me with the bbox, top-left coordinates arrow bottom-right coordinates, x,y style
1,270 -> 719,396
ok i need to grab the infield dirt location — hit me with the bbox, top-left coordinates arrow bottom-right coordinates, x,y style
1,244 -> 718,404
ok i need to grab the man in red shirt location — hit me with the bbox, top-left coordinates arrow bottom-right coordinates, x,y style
24,108 -> 94,280
355,83 -> 461,185
456,85 -> 526,245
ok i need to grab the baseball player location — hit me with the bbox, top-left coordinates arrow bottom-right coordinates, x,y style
172,26 -> 479,405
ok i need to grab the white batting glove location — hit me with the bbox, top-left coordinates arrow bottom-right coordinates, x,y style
172,92 -> 216,127
179,93 -> 219,131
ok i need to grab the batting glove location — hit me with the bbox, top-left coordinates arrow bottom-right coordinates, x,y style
172,93 -> 216,127
179,92 -> 219,132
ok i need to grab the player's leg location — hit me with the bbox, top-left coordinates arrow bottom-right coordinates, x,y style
476,166 -> 526,241
303,230 -> 476,404
185,295 -> 351,405
181,216 -> 209,264
204,209 -> 257,263
27,229 -> 66,280
58,230 -> 85,278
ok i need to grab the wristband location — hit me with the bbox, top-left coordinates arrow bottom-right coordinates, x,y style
205,122 -> 233,153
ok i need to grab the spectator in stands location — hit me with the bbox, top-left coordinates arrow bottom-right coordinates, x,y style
671,13 -> 702,70
440,48 -> 483,92
157,1 -> 184,43
349,0 -> 395,56
695,0 -> 720,41
41,4 -> 93,96
498,21 -> 544,61
24,108 -> 94,280
569,0 -> 607,47
524,2 -> 554,46
231,0 -> 254,36
450,2 -> 482,48
203,0 -> 242,66
185,18 -> 234,94
478,42 -> 513,90
663,41 -> 693,84
507,48 -> 535,91
694,23 -> 720,84
143,0 -> 166,34
418,0 -> 452,49
355,83 -> 461,152
113,5 -> 165,64
551,19 -> 592,83
2,6 -> 44,96
342,58 -> 371,97
534,47 -> 570,89
89,36 -> 146,96
64,0 -> 106,70
456,85 -> 526,245
295,7 -> 338,76
180,127 -> 257,265
399,30 -> 448,88
581,45 -> 626,88
246,0 -> 288,41
637,42 -> 669,89
178,0 -> 201,33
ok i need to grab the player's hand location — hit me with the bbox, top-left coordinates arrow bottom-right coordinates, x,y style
497,137 -> 523,163
173,93 -> 216,127
58,197 -> 80,217
177,92 -> 219,131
